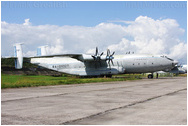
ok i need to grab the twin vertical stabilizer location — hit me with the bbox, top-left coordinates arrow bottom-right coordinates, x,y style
14,43 -> 23,69
37,45 -> 48,56
13,44 -> 48,69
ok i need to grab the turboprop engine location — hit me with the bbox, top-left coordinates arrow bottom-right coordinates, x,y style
81,47 -> 115,68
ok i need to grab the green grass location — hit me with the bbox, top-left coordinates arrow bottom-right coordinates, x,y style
1,74 -> 141,89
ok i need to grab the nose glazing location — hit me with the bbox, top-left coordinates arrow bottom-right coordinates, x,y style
172,60 -> 178,67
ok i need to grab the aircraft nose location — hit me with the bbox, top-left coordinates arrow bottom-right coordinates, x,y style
173,60 -> 178,65
172,60 -> 178,67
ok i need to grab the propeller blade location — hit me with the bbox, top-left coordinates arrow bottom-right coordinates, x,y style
111,51 -> 115,56
108,60 -> 111,68
110,59 -> 114,66
96,47 -> 98,56
92,55 -> 96,60
100,52 -> 104,56
107,49 -> 110,56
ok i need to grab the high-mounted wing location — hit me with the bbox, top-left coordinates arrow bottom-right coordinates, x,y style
30,54 -> 82,60
10,43 -> 116,69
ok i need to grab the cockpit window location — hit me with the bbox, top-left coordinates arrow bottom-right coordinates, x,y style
165,56 -> 174,61
160,55 -> 174,61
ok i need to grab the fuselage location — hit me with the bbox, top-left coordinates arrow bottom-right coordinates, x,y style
30,54 -> 177,76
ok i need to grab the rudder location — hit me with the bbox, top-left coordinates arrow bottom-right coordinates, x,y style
14,43 -> 23,69
37,45 -> 48,56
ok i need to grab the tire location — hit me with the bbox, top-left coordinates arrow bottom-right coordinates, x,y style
148,74 -> 153,79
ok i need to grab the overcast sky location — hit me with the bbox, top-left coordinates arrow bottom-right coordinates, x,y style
1,1 -> 187,64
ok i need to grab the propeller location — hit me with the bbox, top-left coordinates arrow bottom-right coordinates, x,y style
92,47 -> 104,61
91,47 -> 115,68
91,47 -> 104,68
106,49 -> 115,68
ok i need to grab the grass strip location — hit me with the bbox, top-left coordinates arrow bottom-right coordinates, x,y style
1,74 -> 141,89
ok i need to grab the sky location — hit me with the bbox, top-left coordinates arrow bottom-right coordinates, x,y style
1,1 -> 187,64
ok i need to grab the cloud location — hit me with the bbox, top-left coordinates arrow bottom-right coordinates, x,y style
1,16 -> 187,63
23,18 -> 31,26
108,19 -> 134,24
108,16 -> 186,62
169,43 -> 187,61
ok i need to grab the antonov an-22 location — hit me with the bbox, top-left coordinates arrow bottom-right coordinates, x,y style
13,43 -> 178,78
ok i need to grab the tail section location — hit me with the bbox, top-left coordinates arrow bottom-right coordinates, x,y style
37,45 -> 48,56
14,43 -> 23,69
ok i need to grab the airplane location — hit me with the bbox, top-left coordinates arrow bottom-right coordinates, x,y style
12,43 -> 178,79
182,65 -> 187,73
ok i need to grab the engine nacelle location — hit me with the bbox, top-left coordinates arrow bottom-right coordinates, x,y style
81,54 -> 107,61
81,54 -> 94,60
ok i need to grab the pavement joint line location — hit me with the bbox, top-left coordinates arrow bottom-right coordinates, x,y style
1,80 -> 180,103
61,88 -> 187,125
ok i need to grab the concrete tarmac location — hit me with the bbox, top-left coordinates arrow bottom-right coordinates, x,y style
1,77 -> 187,125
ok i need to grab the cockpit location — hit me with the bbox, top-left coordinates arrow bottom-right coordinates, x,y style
160,55 -> 174,61
160,55 -> 178,67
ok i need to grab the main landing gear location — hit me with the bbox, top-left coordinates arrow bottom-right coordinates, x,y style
147,73 -> 159,79
148,74 -> 153,79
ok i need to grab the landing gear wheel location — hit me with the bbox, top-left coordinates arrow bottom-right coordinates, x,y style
148,74 -> 153,79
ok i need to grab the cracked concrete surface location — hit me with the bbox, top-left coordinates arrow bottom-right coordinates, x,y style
1,77 -> 187,125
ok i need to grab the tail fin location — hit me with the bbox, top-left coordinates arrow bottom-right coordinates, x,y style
14,43 -> 23,69
37,45 -> 48,56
